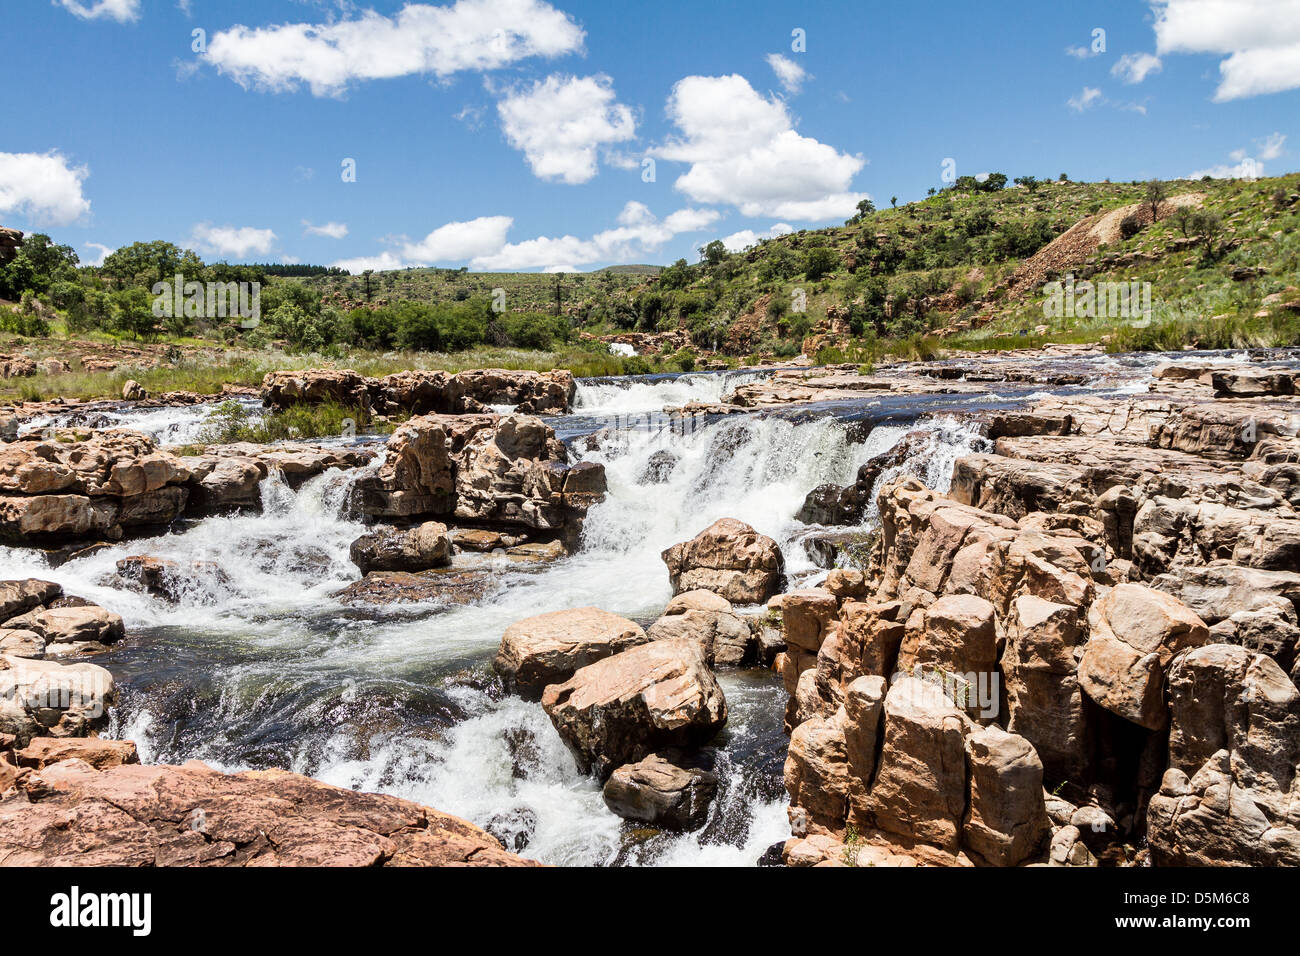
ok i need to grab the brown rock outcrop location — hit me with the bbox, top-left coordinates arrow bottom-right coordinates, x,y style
541,639 -> 727,780
662,518 -> 785,604
0,754 -> 537,866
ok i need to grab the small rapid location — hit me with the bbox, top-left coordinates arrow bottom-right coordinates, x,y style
0,366 -> 1007,865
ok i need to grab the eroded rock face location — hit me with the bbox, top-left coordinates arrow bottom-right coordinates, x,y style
494,606 -> 648,700
349,522 -> 452,573
963,724 -> 1052,867
0,754 -> 537,866
541,639 -> 727,780
262,367 -> 576,416
0,654 -> 116,746
353,414 -> 604,544
0,579 -> 126,659
1078,584 -> 1210,730
662,518 -> 785,604
0,429 -> 189,544
602,750 -> 718,830
863,677 -> 972,853
647,590 -> 753,667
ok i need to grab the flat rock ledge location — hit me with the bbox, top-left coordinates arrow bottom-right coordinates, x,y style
0,740 -> 539,867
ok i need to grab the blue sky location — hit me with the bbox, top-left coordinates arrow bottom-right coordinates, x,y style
1,0 -> 1297,272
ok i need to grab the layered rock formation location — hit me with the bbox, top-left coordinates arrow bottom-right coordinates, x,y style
352,413 -> 604,548
0,428 -> 189,544
262,368 -> 576,416
0,741 -> 537,866
777,370 -> 1300,867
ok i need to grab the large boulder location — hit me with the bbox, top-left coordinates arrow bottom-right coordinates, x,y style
864,677 -> 972,853
541,639 -> 727,780
784,707 -> 851,831
0,756 -> 537,866
661,518 -> 784,604
646,590 -> 753,666
493,607 -> 648,700
0,655 -> 116,745
0,429 -> 189,544
349,522 -> 452,573
962,724 -> 1052,866
1001,594 -> 1089,779
602,750 -> 718,830
1077,584 -> 1210,729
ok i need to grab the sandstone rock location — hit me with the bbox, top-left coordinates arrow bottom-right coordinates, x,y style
0,655 -> 116,745
1147,753 -> 1300,867
6,605 -> 125,647
865,677 -> 972,852
0,429 -> 189,544
0,758 -> 536,866
785,707 -> 850,831
647,591 -> 752,667
16,736 -> 139,770
896,594 -> 998,717
0,578 -> 61,622
962,724 -> 1052,866
1077,584 -> 1209,729
349,522 -> 452,573
662,518 -> 784,604
541,639 -> 727,780
352,414 -> 459,519
842,675 -> 887,823
602,749 -> 718,830
121,380 -> 146,401
1002,595 -> 1089,780
494,607 -> 648,700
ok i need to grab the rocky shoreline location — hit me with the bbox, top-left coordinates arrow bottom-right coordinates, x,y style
2,351 -> 1298,866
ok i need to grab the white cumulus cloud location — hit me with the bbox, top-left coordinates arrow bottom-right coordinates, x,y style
190,223 -> 277,259
471,202 -> 719,271
1152,0 -> 1300,100
496,74 -> 636,184
1112,52 -> 1163,83
302,220 -> 349,239
766,53 -> 809,93
203,0 -> 585,97
0,151 -> 91,226
1188,133 -> 1284,179
401,215 -> 514,262
649,74 -> 865,221
54,0 -> 140,22
1068,86 -> 1104,111
720,223 -> 794,253
82,242 -> 114,267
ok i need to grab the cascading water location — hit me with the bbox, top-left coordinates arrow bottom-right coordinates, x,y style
573,368 -> 772,416
22,397 -> 263,446
0,370 -> 1002,866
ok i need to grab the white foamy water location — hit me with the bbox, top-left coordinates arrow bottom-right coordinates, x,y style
21,398 -> 262,447
0,371 -> 994,867
574,369 -> 771,416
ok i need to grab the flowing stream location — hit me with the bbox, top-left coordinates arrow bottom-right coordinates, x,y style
2,353 -> 1222,865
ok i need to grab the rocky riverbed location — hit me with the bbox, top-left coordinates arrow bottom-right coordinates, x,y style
1,352 -> 1298,866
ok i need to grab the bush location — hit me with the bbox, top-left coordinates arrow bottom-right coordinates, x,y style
804,247 -> 838,281
1119,214 -> 1144,240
